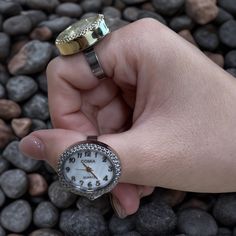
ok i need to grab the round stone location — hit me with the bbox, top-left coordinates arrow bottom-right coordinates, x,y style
30,26 -> 53,41
227,68 -> 236,77
214,8 -> 233,25
137,10 -> 166,25
29,229 -> 63,236
135,201 -> 177,235
218,227 -> 232,236
26,0 -> 59,12
0,169 -> 28,199
33,201 -> 59,228
23,94 -> 49,120
36,73 -> 47,93
59,209 -> 76,233
213,193 -> 236,226
123,7 -> 140,21
6,76 -> 38,102
0,99 -> 21,120
11,118 -> 32,138
218,0 -> 236,15
178,208 -> 218,235
56,3 -> 82,17
152,0 -> 185,16
3,141 -> 41,172
0,187 -> 6,208
219,20 -> 236,48
0,1 -> 22,16
0,119 -> 15,149
103,6 -> 121,19
3,15 -> 32,36
28,173 -> 48,196
0,225 -> 6,236
225,50 -> 236,68
114,232 -> 141,236
63,208 -> 109,236
22,10 -> 47,27
169,15 -> 194,32
121,0 -> 147,4
81,0 -> 102,12
0,84 -> 5,98
0,156 -> 9,174
194,25 -> 219,51
0,200 -> 32,233
31,119 -> 47,131
0,33 -> 10,61
48,181 -> 77,208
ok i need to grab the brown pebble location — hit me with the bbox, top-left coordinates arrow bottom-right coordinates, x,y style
141,3 -> 156,12
185,0 -> 219,25
179,29 -> 198,46
0,119 -> 15,148
0,99 -> 21,120
30,26 -> 52,41
204,51 -> 224,68
11,38 -> 29,56
28,173 -> 48,196
11,118 -> 32,138
179,198 -> 209,211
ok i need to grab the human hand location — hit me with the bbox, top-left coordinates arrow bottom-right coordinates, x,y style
20,18 -> 236,217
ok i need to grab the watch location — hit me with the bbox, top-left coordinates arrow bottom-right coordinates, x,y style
55,14 -> 110,56
57,136 -> 121,200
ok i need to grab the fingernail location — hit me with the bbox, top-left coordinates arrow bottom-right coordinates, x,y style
111,196 -> 127,219
19,135 -> 45,160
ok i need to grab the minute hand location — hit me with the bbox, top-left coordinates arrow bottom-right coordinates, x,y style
81,161 -> 98,179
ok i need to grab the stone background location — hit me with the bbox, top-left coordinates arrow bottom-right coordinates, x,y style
0,0 -> 236,235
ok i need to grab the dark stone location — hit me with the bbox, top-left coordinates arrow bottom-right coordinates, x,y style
31,119 -> 47,131
26,0 -> 59,12
0,33 -> 10,61
218,0 -> 236,15
109,214 -> 135,235
0,225 -> 6,236
0,156 -> 9,174
3,141 -> 41,172
227,68 -> 236,77
59,209 -> 76,233
169,15 -> 194,32
23,94 -> 49,120
219,20 -> 236,48
0,1 -> 22,16
137,10 -> 167,25
22,10 -> 47,27
48,181 -> 77,208
3,15 -> 32,36
121,0 -> 147,4
29,229 -> 63,236
152,0 -> 185,16
105,17 -> 129,31
123,7 -> 140,21
0,169 -> 28,199
39,17 -> 73,34
8,40 -> 53,75
33,201 -> 59,228
217,227 -> 232,236
213,193 -> 236,227
178,208 -> 218,236
114,232 -> 141,236
36,73 -> 47,92
103,6 -> 121,19
81,0 -> 102,12
0,187 -> 5,208
63,208 -> 109,236
214,8 -> 233,25
135,201 -> 177,235
6,76 -> 38,102
194,25 -> 219,51
0,84 -> 5,98
0,200 -> 32,233
56,3 -> 83,18
225,50 -> 236,68
0,68 -> 9,85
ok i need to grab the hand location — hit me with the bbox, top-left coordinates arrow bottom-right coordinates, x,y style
20,18 -> 236,218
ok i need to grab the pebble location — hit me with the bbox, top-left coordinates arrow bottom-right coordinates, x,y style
103,6 -> 121,19
123,7 -> 140,21
29,229 -> 63,236
30,26 -> 53,41
178,208 -> 218,235
36,73 -> 47,93
137,10 -> 167,25
178,197 -> 210,211
0,169 -> 28,199
3,15 -> 32,36
0,1 -> 22,16
135,201 -> 177,235
205,52 -> 224,68
219,20 -> 236,48
225,50 -> 236,68
0,156 -> 9,174
213,193 -> 236,226
109,215 -> 135,235
8,40 -> 53,75
22,10 -> 47,27
169,15 -> 194,32
0,33 -> 10,61
179,29 -> 198,46
0,200 -> 32,233
76,195 -> 111,215
185,0 -> 219,25
39,17 -> 73,34
81,0 -> 102,12
0,84 -> 5,98
11,118 -> 32,138
214,8 -> 233,25
33,201 -> 59,228
194,25 -> 219,51
227,68 -> 236,78
103,17 -> 129,31
56,3 -> 83,17
122,0 -> 147,4
217,227 -> 232,236
6,76 -> 38,102
218,0 -> 236,15
0,119 -> 14,149
0,226 -> 6,236
48,181 -> 77,208
31,119 -> 47,131
0,187 -> 6,208
3,141 -> 41,172
63,208 -> 109,236
28,173 -> 48,196
23,94 -> 49,120
0,99 -> 21,120
59,209 -> 76,233
152,0 -> 185,16
114,232 -> 141,236
26,0 -> 59,12
0,67 -> 9,85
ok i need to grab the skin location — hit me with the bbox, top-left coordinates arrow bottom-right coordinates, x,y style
20,18 -> 236,217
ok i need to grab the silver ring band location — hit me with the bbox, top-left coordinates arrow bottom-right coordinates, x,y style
84,48 -> 106,80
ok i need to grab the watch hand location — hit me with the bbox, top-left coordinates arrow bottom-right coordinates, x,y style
81,161 -> 98,179
76,169 -> 87,171
89,170 -> 98,179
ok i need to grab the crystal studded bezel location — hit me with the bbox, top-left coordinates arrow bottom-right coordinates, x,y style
57,140 -> 121,200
